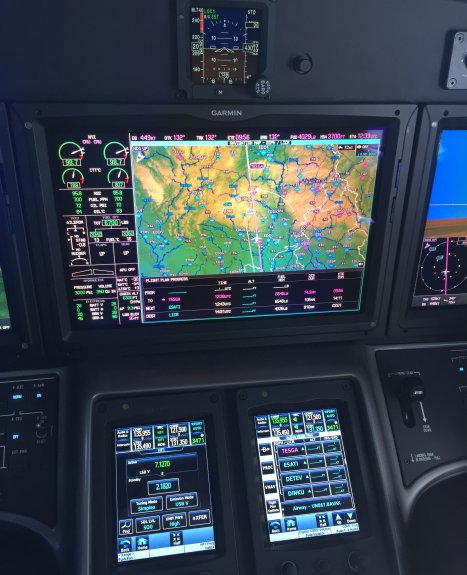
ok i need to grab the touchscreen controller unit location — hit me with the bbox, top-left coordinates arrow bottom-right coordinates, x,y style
254,407 -> 360,542
114,420 -> 215,563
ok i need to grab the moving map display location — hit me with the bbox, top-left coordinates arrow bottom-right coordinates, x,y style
413,130 -> 467,307
0,267 -> 11,330
50,126 -> 384,327
254,408 -> 360,543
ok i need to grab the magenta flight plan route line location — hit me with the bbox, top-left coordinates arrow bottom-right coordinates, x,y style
444,237 -> 450,295
245,144 -> 264,273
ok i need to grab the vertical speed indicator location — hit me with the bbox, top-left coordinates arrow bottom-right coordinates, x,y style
190,6 -> 262,85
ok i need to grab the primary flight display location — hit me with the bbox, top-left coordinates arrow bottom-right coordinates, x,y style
50,127 -> 383,327
413,130 -> 467,308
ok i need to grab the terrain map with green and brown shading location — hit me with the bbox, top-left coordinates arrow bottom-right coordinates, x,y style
132,141 -> 378,278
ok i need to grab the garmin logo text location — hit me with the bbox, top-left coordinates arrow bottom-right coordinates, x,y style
211,110 -> 243,117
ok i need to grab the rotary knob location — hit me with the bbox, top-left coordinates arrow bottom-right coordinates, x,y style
35,421 -> 48,439
253,76 -> 272,99
292,54 -> 313,75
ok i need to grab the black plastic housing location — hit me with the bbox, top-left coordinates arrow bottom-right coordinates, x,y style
389,105 -> 467,340
9,103 -> 416,358
92,390 -> 239,575
0,104 -> 42,364
236,379 -> 397,575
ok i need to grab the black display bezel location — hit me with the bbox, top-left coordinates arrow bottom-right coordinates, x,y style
236,379 -> 393,573
0,104 -> 42,361
92,391 -> 238,575
176,0 -> 273,100
9,104 -> 415,357
47,123 -> 384,331
389,106 -> 467,339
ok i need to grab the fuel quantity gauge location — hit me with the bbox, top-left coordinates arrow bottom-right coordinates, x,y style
104,142 -> 129,166
59,141 -> 85,167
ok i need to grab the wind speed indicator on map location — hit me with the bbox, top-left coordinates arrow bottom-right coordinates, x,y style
190,6 -> 262,85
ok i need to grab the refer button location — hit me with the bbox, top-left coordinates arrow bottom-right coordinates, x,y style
188,509 -> 211,527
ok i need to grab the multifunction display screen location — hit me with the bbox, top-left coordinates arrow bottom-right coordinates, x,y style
50,127 -> 383,328
190,6 -> 262,85
254,408 -> 360,543
114,420 -> 215,563
0,267 -> 11,330
413,130 -> 467,308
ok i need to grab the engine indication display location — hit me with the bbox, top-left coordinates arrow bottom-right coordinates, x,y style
49,127 -> 384,328
190,6 -> 263,85
413,130 -> 467,308
114,420 -> 216,563
254,408 -> 360,543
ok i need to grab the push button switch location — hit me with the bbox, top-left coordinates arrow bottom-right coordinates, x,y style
348,551 -> 369,573
315,559 -> 331,572
281,561 -> 298,575
460,388 -> 467,409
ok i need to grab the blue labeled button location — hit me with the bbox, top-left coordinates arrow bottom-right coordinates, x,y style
170,532 -> 183,546
135,536 -> 149,551
269,520 -> 282,534
119,519 -> 133,536
118,539 -> 132,553
135,516 -> 160,533
162,512 -> 187,530
285,517 -> 297,532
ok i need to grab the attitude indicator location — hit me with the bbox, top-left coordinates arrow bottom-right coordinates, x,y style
190,6 -> 262,85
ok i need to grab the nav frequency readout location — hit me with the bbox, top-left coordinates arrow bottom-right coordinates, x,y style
51,128 -> 383,327
114,420 -> 215,563
254,408 -> 360,543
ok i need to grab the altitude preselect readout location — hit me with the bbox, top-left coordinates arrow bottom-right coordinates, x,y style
255,409 -> 360,543
115,421 -> 215,563
50,128 -> 383,327
190,6 -> 262,85
413,130 -> 467,308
